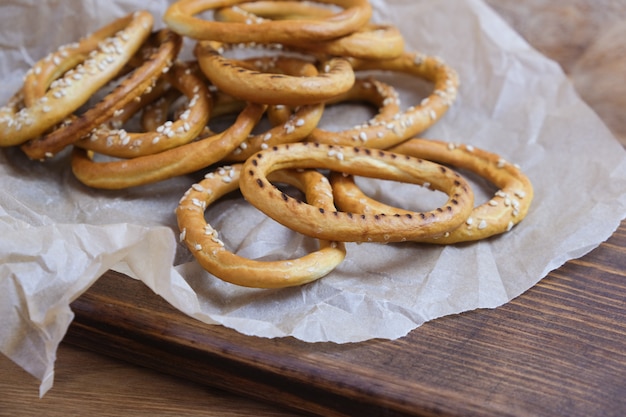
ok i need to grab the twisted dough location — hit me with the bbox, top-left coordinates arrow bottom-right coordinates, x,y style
177,164 -> 346,288
240,142 -> 475,243
331,138 -> 534,243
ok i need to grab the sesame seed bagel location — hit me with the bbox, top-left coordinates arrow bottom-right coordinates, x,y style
308,51 -> 460,149
21,28 -> 183,160
240,142 -> 475,243
330,138 -> 534,243
0,11 -> 154,148
176,164 -> 346,288
271,76 -> 402,148
75,60 -> 211,158
71,102 -> 266,189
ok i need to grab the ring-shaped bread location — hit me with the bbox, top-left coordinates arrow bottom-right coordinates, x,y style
164,0 -> 372,44
270,77 -> 401,149
331,138 -> 534,243
240,142 -> 475,243
310,51 -> 460,149
71,102 -> 266,189
75,61 -> 211,158
177,164 -> 346,288
21,28 -> 183,160
194,41 -> 355,105
220,56 -> 326,160
226,101 -> 324,161
0,11 -> 154,148
213,2 -> 404,60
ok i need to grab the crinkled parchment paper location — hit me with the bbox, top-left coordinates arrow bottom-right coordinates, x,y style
1,0 -> 626,396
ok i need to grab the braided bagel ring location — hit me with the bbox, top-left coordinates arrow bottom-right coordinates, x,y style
177,164 -> 346,288
0,11 -> 154,148
311,52 -> 460,149
75,61 -> 211,158
195,41 -> 355,105
164,0 -> 372,44
214,2 -> 404,60
331,138 -> 534,243
240,142 -> 475,243
70,103 -> 266,189
21,28 -> 183,160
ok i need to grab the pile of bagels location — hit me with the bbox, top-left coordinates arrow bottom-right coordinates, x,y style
0,0 -> 533,289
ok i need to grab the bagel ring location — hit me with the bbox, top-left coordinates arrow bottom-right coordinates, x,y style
21,28 -> 183,160
75,61 -> 211,158
0,11 -> 154,148
331,138 -> 534,243
310,51 -> 460,149
194,41 -> 355,105
240,142 -> 475,243
214,2 -> 404,60
177,164 -> 346,288
270,77 -> 402,149
164,0 -> 372,44
71,102 -> 266,189
222,56 -> 326,160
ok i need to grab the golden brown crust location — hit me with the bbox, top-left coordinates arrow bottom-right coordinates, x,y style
75,61 -> 211,158
287,77 -> 402,148
0,11 -> 155,148
194,41 -> 355,105
308,51 -> 460,149
176,164 -> 346,288
214,2 -> 404,60
331,138 -> 534,243
239,142 -> 475,243
164,0 -> 372,44
21,28 -> 183,160
70,102 -> 266,189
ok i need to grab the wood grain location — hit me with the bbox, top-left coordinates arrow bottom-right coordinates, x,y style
61,220 -> 626,417
0,343 -> 304,417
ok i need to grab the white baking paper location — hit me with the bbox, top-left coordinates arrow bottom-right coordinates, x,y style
1,0 -> 625,397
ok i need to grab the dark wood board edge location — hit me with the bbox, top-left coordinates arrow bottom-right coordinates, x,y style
66,220 -> 626,417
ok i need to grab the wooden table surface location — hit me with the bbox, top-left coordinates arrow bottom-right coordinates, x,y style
2,2 -> 626,416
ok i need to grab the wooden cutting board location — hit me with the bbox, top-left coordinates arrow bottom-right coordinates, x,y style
66,220 -> 626,417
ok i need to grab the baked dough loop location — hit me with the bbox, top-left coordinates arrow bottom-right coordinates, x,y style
75,61 -> 211,158
204,55 -> 326,160
71,102 -> 266,189
0,11 -> 154,148
164,0 -> 372,44
240,142 -> 475,243
330,138 -> 534,243
309,51 -> 460,149
213,1 -> 404,60
194,41 -> 355,105
21,28 -> 183,160
267,77 -> 402,149
177,164 -> 346,288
